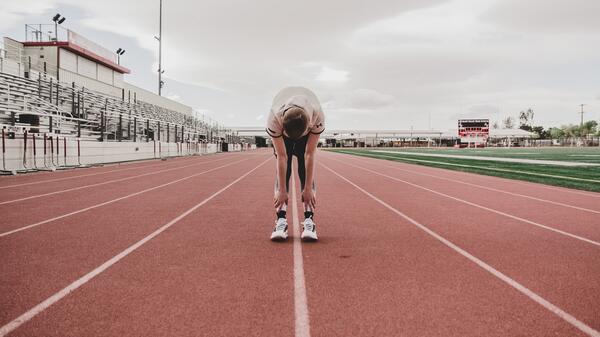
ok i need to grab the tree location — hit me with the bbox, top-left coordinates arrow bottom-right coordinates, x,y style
548,127 -> 564,139
581,120 -> 598,136
502,116 -> 515,129
531,126 -> 548,139
518,108 -> 534,129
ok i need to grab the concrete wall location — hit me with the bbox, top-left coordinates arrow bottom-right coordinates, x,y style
1,137 -> 220,173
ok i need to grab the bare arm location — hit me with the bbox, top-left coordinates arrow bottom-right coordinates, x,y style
302,133 -> 320,209
272,136 -> 288,208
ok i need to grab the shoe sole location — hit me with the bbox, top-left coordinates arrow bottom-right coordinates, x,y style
301,232 -> 318,242
270,233 -> 288,241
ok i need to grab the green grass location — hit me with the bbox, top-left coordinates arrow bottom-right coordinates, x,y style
328,148 -> 600,193
371,146 -> 600,163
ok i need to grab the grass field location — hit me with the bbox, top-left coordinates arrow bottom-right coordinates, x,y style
369,147 -> 600,163
329,147 -> 600,192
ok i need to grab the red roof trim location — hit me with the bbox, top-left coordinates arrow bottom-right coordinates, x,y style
23,41 -> 131,74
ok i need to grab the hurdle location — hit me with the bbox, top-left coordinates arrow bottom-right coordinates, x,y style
31,133 -> 53,171
1,128 -> 17,175
18,130 -> 38,174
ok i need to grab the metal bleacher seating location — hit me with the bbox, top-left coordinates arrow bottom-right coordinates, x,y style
0,70 -> 213,143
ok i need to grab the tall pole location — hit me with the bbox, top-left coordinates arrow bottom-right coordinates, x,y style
158,0 -> 163,96
580,104 -> 585,128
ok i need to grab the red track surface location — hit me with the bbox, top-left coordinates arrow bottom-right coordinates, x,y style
0,149 -> 599,337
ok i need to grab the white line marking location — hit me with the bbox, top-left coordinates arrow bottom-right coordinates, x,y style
291,175 -> 311,337
327,156 -> 600,248
0,156 -> 196,190
321,163 -> 600,337
337,150 -> 600,199
373,150 -> 600,167
0,157 -> 271,337
0,157 -> 230,205
337,150 -> 600,184
0,157 -> 250,238
344,154 -> 600,215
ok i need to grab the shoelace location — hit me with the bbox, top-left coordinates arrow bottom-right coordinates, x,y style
275,219 -> 287,231
303,219 -> 315,232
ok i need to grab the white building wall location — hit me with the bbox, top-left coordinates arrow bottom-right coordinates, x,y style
97,64 -> 113,85
58,68 -> 122,97
122,82 -> 192,116
59,48 -> 77,72
77,56 -> 96,79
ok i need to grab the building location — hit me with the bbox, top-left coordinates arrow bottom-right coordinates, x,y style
2,24 -> 191,116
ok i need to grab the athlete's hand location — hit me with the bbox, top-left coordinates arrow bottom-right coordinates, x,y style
302,188 -> 316,209
274,189 -> 288,208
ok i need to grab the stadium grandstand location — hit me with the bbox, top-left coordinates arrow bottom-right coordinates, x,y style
0,24 -> 251,174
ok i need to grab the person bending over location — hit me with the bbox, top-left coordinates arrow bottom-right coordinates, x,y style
267,86 -> 325,241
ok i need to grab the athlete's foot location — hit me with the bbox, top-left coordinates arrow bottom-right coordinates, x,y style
301,217 -> 318,241
270,218 -> 289,241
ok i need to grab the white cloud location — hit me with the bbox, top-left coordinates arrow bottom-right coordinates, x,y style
2,0 -> 599,130
316,66 -> 349,83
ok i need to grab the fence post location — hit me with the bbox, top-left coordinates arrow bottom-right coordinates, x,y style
167,123 -> 170,143
146,119 -> 150,142
133,117 -> 137,142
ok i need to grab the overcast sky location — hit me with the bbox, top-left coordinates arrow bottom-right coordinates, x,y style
2,0 -> 599,130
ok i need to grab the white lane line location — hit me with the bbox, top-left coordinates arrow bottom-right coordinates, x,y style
333,150 -> 600,199
0,156 -> 196,190
321,163 -> 600,337
0,157 -> 230,205
327,157 -> 600,248
342,154 -> 600,215
0,157 -> 271,337
0,157 -> 252,238
372,150 -> 600,167
335,150 -> 600,184
291,176 -> 311,337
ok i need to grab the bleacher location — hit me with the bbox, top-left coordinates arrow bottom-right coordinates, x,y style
0,70 -> 214,143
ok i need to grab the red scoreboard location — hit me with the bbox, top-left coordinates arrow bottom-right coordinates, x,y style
458,119 -> 489,147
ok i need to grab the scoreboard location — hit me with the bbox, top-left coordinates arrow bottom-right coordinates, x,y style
458,119 -> 489,146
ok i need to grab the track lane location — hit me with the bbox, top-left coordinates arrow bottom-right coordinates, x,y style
318,153 -> 600,332
0,154 -> 199,186
1,154 -> 287,337
329,153 -> 600,243
0,154 -> 247,235
329,150 -> 600,208
342,152 -> 600,213
292,154 -> 589,336
0,155 -> 234,204
0,154 -> 272,328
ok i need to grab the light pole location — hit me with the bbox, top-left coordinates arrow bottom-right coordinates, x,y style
155,0 -> 164,96
579,104 -> 586,128
52,14 -> 66,41
116,48 -> 125,65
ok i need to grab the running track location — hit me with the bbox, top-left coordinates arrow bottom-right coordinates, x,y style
0,149 -> 599,336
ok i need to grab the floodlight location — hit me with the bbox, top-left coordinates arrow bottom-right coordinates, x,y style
58,17 -> 66,24
52,14 -> 61,22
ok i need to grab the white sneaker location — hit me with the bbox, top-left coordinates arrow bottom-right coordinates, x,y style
301,218 -> 318,241
270,218 -> 288,241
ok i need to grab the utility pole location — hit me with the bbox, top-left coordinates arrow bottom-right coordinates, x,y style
579,104 -> 586,128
